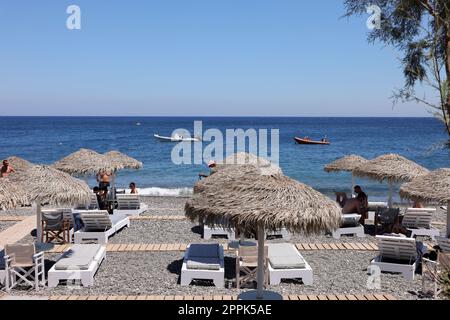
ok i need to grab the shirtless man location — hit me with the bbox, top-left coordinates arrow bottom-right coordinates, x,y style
96,169 -> 111,190
1,160 -> 15,177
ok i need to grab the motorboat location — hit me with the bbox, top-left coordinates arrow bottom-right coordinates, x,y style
294,136 -> 330,145
154,134 -> 201,142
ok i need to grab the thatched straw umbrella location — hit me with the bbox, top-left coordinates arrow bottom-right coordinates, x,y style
103,150 -> 143,193
185,165 -> 341,300
400,169 -> 450,237
217,152 -> 282,176
6,156 -> 35,172
324,155 -> 368,194
103,151 -> 143,170
52,148 -> 121,176
0,178 -> 28,211
9,165 -> 91,242
353,154 -> 429,207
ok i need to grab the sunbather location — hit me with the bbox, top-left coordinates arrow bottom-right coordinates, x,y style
129,182 -> 138,194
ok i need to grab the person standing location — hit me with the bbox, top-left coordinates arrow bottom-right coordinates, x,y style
1,159 -> 15,177
96,169 -> 111,191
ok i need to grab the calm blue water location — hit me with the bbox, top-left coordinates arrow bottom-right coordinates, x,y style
0,117 -> 449,201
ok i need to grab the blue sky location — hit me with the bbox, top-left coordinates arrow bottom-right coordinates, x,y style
0,0 -> 433,116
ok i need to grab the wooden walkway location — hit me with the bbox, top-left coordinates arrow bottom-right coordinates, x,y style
46,293 -> 397,301
43,242 -> 380,254
0,216 -> 35,250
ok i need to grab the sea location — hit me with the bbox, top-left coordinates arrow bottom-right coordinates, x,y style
0,117 -> 449,202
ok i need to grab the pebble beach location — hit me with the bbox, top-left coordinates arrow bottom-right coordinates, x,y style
1,196 -> 447,300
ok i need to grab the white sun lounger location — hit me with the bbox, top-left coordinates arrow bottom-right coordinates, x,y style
180,243 -> 225,288
402,209 -> 439,240
74,210 -> 130,244
267,243 -> 313,285
266,228 -> 291,240
203,225 -> 236,240
115,194 -> 148,216
331,214 -> 365,239
47,244 -> 106,287
369,235 -> 423,280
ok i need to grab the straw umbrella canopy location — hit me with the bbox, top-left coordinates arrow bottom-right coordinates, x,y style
400,168 -> 450,237
103,151 -> 142,170
52,148 -> 121,176
0,178 -> 28,211
324,155 -> 368,194
353,154 -> 429,207
6,156 -> 35,172
103,150 -> 143,193
185,165 -> 341,300
8,165 -> 91,242
217,152 -> 282,175
195,152 -> 282,194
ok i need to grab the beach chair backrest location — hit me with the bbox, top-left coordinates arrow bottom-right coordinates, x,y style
42,210 -> 65,231
436,237 -> 450,253
5,244 -> 35,266
238,245 -> 268,264
378,208 -> 400,225
402,211 -> 433,229
61,208 -> 75,228
116,194 -> 140,210
89,193 -> 99,210
80,211 -> 112,231
377,235 -> 417,262
405,208 -> 436,214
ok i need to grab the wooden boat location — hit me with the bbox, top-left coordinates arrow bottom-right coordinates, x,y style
294,136 -> 330,145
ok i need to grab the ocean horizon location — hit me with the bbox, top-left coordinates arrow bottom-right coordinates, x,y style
1,116 -> 449,201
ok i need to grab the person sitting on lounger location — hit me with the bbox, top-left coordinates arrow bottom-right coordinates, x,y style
1,159 -> 15,177
342,186 -> 368,223
129,182 -> 138,194
199,160 -> 218,179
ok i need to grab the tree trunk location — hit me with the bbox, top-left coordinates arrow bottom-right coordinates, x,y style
445,31 -> 450,137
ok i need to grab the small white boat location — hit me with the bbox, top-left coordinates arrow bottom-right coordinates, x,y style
154,134 -> 201,142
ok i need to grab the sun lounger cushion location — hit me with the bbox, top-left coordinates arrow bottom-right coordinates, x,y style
341,214 -> 361,227
186,257 -> 221,270
186,244 -> 221,270
268,243 -> 306,269
54,244 -> 102,270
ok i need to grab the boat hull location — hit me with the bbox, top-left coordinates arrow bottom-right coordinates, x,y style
294,137 -> 330,145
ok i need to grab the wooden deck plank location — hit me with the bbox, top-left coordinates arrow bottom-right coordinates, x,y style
336,295 -> 347,301
288,295 -> 299,300
316,244 -> 325,250
307,295 -> 318,300
297,295 -> 309,301
373,294 -> 387,301
317,295 -> 328,300
346,295 -> 358,301
309,243 -> 318,250
322,243 -> 332,250
329,243 -> 338,250
326,295 -> 338,300
336,243 -> 346,250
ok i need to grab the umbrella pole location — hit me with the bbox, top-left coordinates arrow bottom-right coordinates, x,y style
447,201 -> 450,238
256,224 -> 265,300
351,173 -> 355,197
35,200 -> 42,244
388,182 -> 393,208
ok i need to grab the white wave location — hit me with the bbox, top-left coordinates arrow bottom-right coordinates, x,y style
119,187 -> 193,197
